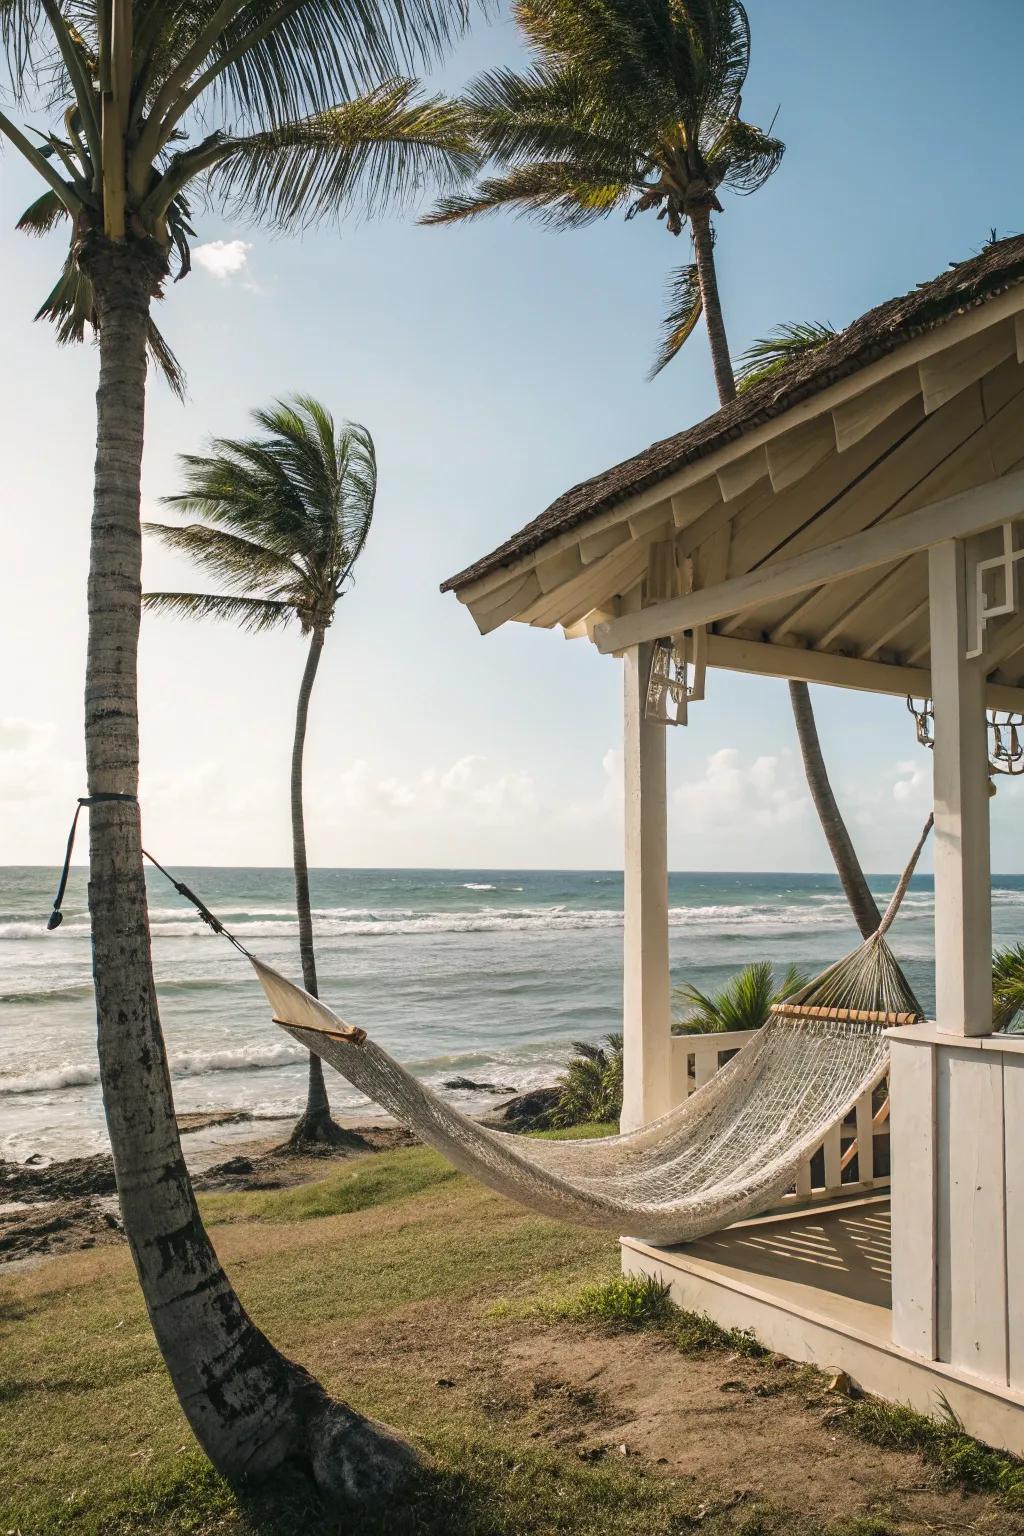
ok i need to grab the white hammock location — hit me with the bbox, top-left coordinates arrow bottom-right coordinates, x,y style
249,825 -> 930,1247
250,949 -> 908,1247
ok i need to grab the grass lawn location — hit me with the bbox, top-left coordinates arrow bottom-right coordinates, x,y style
2,1137 -> 1023,1536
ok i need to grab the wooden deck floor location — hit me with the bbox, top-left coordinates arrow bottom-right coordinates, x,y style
676,1195 -> 892,1341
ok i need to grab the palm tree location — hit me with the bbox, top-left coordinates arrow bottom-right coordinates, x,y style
673,960 -> 810,1034
145,398 -> 377,1148
1,0 -> 475,1499
425,0 -> 882,937
424,0 -> 783,390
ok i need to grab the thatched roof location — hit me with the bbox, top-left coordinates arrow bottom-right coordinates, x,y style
442,234 -> 1024,594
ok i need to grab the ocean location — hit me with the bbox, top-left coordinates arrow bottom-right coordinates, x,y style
2,865 -> 1023,1165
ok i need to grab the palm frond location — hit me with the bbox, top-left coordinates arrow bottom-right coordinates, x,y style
209,79 -> 480,228
142,591 -> 294,633
145,319 -> 188,400
0,0 -> 45,99
16,185 -> 67,235
424,159 -> 629,228
707,115 -> 785,197
459,62 -> 650,173
673,960 -> 811,1034
143,522 -> 299,592
141,0 -> 475,143
648,261 -> 702,378
735,320 -> 837,392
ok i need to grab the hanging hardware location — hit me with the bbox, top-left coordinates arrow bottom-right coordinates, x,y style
906,696 -> 935,750
906,695 -> 1024,780
989,711 -> 1024,776
645,635 -> 700,725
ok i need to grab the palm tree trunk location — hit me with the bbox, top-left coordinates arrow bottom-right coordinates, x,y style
80,233 -> 416,1498
689,204 -> 879,932
787,680 -> 881,939
689,202 -> 736,406
288,628 -> 347,1145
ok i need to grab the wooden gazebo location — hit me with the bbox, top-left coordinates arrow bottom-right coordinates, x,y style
443,236 -> 1024,1452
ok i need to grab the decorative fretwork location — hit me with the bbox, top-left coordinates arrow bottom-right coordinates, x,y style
966,521 -> 1024,660
906,695 -> 1024,778
647,638 -> 696,728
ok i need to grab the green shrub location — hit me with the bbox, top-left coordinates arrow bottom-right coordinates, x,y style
673,961 -> 811,1035
551,1034 -> 623,1127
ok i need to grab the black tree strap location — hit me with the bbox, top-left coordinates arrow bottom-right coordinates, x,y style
46,796 -> 252,959
47,794 -> 137,930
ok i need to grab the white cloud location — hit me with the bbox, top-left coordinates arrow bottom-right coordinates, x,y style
674,747 -> 807,830
890,757 -> 931,804
192,239 -> 253,279
315,754 -> 538,828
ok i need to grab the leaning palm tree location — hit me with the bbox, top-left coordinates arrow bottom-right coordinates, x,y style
1,0 -> 475,1500
146,398 -> 377,1148
426,0 -> 882,938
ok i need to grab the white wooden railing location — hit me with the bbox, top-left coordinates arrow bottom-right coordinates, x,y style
671,1030 -> 891,1204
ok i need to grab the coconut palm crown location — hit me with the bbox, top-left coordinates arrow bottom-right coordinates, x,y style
146,397 -> 376,636
145,397 -> 376,1145
1,0 -> 478,390
423,0 -> 783,386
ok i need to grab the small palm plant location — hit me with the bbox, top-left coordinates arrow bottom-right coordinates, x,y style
145,397 -> 376,1146
994,944 -> 1024,1033
735,321 -> 837,393
552,1034 -> 624,1127
673,961 -> 811,1035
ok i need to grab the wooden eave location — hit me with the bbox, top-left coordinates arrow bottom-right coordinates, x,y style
452,298 -> 1024,706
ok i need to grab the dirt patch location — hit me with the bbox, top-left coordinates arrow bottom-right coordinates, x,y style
490,1322 -> 1021,1533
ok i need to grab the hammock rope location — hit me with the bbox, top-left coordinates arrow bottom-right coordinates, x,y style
46,799 -> 931,1247
250,821 -> 931,1245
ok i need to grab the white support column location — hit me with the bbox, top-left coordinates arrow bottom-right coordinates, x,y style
891,540 -> 998,1364
621,642 -> 674,1132
928,540 -> 992,1036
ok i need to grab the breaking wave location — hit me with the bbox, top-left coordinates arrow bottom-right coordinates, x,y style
0,1040 -> 308,1097
0,897 -> 940,943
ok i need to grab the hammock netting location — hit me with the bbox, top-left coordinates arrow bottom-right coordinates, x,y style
251,823 -> 929,1247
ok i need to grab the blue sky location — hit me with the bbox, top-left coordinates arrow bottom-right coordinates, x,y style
3,0 -> 1024,871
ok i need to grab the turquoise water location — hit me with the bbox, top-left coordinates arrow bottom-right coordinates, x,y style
2,864 -> 1022,1162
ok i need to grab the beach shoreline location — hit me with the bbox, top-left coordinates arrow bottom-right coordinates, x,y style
0,1086 -> 559,1267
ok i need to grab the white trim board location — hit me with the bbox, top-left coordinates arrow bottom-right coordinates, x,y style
594,469 -> 1024,654
701,633 -> 1024,710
